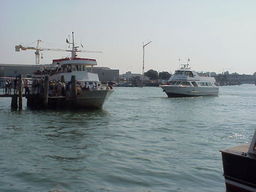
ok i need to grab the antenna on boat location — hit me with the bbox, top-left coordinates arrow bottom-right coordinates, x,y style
187,58 -> 190,68
72,32 -> 76,58
65,32 -> 102,59
187,58 -> 190,63
65,32 -> 77,59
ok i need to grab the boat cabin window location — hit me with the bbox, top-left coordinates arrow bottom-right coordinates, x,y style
185,71 -> 193,77
181,82 -> 191,86
191,82 -> 198,87
175,71 -> 183,75
67,65 -> 72,72
198,82 -> 212,86
57,65 -> 71,73
66,64 -> 86,72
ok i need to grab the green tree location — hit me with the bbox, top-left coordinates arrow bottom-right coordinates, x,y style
159,71 -> 171,80
144,69 -> 158,80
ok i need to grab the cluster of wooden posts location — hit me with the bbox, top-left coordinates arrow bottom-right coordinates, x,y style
27,75 -> 77,110
11,75 -> 23,110
5,75 -> 78,110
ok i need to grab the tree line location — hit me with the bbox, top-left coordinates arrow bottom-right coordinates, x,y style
144,69 -> 171,80
144,69 -> 256,85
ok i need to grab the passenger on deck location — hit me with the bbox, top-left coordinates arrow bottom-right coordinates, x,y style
5,80 -> 9,94
14,78 -> 17,94
24,79 -> 30,96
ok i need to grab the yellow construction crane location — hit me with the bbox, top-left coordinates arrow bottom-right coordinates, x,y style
15,40 -> 66,64
15,33 -> 102,64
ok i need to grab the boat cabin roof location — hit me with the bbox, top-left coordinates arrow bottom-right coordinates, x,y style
52,58 -> 97,66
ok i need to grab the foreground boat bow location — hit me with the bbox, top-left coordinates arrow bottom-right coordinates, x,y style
220,131 -> 256,192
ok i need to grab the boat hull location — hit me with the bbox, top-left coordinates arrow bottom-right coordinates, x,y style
221,145 -> 256,192
161,86 -> 219,97
27,90 -> 113,110
68,89 -> 113,109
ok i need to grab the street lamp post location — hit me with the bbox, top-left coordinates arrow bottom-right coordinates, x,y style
142,41 -> 152,86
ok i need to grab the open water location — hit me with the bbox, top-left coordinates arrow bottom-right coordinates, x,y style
0,85 -> 256,192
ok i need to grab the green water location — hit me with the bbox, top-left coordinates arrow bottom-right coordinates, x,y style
0,85 -> 255,192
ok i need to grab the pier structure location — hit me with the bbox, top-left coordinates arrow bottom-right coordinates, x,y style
0,75 -> 26,110
0,75 -> 78,110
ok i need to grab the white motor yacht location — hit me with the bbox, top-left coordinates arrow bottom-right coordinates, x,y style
160,64 -> 219,97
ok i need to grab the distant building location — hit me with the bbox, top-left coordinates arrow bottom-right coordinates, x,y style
120,71 -> 149,81
91,67 -> 119,83
118,71 -> 150,87
0,64 -> 42,77
0,64 -> 119,82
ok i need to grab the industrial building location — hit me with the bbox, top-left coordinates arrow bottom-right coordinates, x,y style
91,67 -> 119,83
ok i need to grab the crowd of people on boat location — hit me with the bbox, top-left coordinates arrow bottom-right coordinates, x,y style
47,80 -> 106,96
48,80 -> 66,96
31,79 -> 112,97
1,76 -> 113,97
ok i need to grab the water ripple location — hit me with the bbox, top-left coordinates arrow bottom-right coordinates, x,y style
0,85 -> 255,191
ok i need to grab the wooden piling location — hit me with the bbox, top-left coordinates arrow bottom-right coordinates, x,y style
18,75 -> 22,110
11,95 -> 18,110
71,75 -> 77,98
61,75 -> 65,83
43,76 -> 49,107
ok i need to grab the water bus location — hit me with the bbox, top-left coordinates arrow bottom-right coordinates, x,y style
24,32 -> 113,109
160,64 -> 219,97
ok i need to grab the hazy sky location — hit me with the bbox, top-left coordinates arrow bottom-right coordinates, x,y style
1,0 -> 256,74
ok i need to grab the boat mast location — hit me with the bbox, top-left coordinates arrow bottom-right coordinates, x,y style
186,58 -> 190,69
71,32 -> 76,59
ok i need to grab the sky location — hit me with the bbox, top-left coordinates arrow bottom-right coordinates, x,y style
1,0 -> 256,74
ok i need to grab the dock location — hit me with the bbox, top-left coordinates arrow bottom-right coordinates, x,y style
0,75 -> 77,110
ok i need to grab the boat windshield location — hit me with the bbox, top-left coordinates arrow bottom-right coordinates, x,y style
169,81 -> 191,86
174,71 -> 183,75
181,82 -> 191,86
174,70 -> 193,77
169,81 -> 176,85
59,64 -> 87,72
191,81 -> 198,87
198,82 -> 213,86
185,71 -> 193,77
